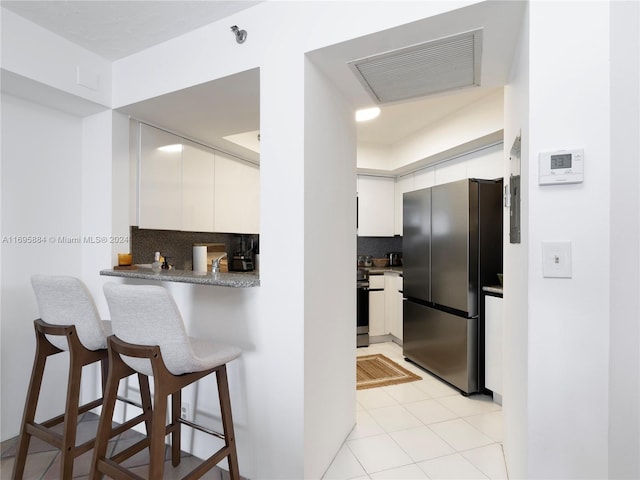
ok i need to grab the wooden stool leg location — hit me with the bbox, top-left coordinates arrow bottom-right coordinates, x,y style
138,373 -> 153,436
148,388 -> 168,479
12,343 -> 50,479
217,366 -> 240,480
60,349 -> 84,478
90,357 -> 125,480
171,390 -> 181,467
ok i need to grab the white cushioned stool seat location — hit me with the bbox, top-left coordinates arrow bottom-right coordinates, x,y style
101,283 -> 240,376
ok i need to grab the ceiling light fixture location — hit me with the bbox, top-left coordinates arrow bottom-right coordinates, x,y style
355,107 -> 381,122
231,25 -> 247,44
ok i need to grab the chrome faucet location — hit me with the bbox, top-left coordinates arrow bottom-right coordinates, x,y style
211,253 -> 227,273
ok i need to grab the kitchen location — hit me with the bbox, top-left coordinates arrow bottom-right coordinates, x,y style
1,2 -> 637,480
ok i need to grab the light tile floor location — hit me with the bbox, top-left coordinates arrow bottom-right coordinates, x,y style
2,341 -> 505,480
323,342 -> 507,480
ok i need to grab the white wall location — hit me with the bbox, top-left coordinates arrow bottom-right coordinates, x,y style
1,94 -> 86,437
357,142 -> 391,171
304,57 -> 357,478
356,90 -> 503,175
502,4 -> 529,477
391,89 -> 503,171
608,1 -> 640,477
1,8 -> 111,107
528,3 -> 611,477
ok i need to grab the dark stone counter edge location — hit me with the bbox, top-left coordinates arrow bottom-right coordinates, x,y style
362,267 -> 403,275
483,285 -> 504,295
100,268 -> 260,288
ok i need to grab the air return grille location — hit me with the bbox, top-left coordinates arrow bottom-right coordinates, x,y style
349,30 -> 483,104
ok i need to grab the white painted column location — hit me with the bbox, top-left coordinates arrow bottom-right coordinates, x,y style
527,2 -> 611,478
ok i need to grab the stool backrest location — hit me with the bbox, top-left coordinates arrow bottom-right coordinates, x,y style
103,282 -> 194,376
31,275 -> 107,351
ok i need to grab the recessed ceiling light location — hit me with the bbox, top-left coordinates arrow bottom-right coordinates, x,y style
157,144 -> 183,153
356,107 -> 381,122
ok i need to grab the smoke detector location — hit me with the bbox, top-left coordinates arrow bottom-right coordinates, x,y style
348,29 -> 483,104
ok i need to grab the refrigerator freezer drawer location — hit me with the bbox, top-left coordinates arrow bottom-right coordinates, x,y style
403,300 -> 479,394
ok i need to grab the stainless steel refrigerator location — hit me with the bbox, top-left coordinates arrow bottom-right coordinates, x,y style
403,178 -> 503,395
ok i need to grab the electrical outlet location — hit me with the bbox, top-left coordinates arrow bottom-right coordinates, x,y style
180,402 -> 191,421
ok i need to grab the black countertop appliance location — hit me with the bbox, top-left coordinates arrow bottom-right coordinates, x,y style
229,235 -> 255,272
387,252 -> 402,266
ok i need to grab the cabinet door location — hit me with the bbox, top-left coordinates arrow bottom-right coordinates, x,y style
182,141 -> 214,232
394,174 -> 414,235
369,290 -> 385,337
394,275 -> 404,341
214,152 -> 260,234
484,295 -> 503,395
357,175 -> 395,237
138,125 -> 182,230
384,273 -> 398,336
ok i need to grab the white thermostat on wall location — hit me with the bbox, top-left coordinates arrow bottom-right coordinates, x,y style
539,149 -> 584,185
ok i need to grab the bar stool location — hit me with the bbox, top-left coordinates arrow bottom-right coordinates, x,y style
12,275 -> 151,479
92,282 -> 241,480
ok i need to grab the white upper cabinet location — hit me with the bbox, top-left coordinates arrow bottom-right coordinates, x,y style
182,141 -> 215,232
357,175 -> 395,237
394,174 -> 414,236
214,152 -> 260,234
138,125 -> 182,230
137,124 -> 259,234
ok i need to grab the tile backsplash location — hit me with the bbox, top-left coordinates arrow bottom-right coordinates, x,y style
357,236 -> 403,260
129,228 -> 399,270
130,226 -> 258,270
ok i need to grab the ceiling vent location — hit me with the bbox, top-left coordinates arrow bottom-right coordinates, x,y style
348,29 -> 483,104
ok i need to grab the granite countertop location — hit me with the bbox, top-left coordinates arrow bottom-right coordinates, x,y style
362,266 -> 403,275
100,267 -> 260,288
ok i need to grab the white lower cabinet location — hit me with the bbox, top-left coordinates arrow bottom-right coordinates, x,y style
385,272 -> 403,341
394,276 -> 403,341
368,275 -> 385,336
369,272 -> 404,341
484,294 -> 503,397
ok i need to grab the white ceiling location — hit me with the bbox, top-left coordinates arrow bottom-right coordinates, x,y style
1,1 -> 261,61
1,1 -> 526,164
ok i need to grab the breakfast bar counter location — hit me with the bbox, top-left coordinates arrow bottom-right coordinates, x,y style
100,267 -> 260,288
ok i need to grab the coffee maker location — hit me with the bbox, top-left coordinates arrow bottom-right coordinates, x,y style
387,252 -> 402,266
230,235 -> 255,272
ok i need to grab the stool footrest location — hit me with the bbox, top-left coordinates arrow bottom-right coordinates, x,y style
25,423 -> 63,449
178,417 -> 225,441
116,394 -> 143,410
95,457 -> 145,480
109,437 -> 150,465
26,422 -> 102,458
184,446 -> 234,480
109,412 -> 148,438
39,397 -> 104,429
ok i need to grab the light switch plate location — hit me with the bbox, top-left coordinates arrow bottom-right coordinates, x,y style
542,241 -> 572,278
